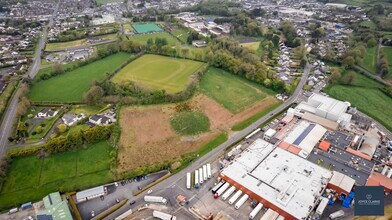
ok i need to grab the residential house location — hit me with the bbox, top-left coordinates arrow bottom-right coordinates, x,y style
62,113 -> 85,127
36,108 -> 58,118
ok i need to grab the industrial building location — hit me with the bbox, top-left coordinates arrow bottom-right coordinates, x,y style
219,139 -> 333,220
37,192 -> 73,220
76,185 -> 106,203
278,120 -> 327,158
288,93 -> 351,128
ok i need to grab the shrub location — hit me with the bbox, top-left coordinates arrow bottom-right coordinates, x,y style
57,124 -> 68,134
34,126 -> 43,134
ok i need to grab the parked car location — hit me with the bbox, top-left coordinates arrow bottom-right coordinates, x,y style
147,189 -> 152,194
100,195 -> 104,201
114,182 -> 118,187
129,200 -> 136,206
116,199 -> 120,203
91,211 -> 95,217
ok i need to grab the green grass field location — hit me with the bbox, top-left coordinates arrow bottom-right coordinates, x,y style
199,67 -> 274,113
170,111 -> 210,135
325,71 -> 392,131
0,141 -> 114,210
29,52 -> 131,102
171,28 -> 190,43
382,46 -> 392,79
127,32 -> 179,46
46,39 -> 87,51
361,46 -> 377,73
132,23 -> 162,34
240,42 -> 261,51
111,54 -> 205,93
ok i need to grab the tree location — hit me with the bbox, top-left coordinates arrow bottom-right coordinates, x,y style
272,34 -> 280,47
53,63 -> 64,75
343,72 -> 356,85
57,124 -> 68,133
367,38 -> 377,47
329,67 -> 341,83
343,56 -> 355,68
311,27 -> 325,41
84,85 -> 104,105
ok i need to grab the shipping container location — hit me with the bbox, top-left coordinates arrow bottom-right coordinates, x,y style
216,182 -> 230,196
186,172 -> 191,189
221,186 -> 236,200
211,181 -> 225,194
199,168 -> 204,184
234,194 -> 249,209
195,170 -> 199,189
228,190 -> 243,205
203,165 -> 208,181
153,210 -> 177,220
144,196 -> 167,205
207,163 -> 212,179
249,203 -> 263,219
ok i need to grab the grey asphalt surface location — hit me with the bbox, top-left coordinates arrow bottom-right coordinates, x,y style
104,64 -> 312,219
0,1 -> 59,156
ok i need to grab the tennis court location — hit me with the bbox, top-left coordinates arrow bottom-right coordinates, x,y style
132,23 -> 162,34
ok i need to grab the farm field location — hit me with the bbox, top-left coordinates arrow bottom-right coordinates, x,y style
382,46 -> 392,79
29,52 -> 131,103
199,67 -> 274,113
0,141 -> 114,210
361,46 -> 377,73
111,54 -> 205,93
126,32 -> 179,46
118,68 -> 279,171
325,71 -> 392,131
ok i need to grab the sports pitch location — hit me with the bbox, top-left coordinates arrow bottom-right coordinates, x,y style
111,54 -> 205,93
132,23 -> 162,34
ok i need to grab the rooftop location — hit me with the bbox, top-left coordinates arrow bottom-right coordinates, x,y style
220,139 -> 332,220
307,146 -> 374,185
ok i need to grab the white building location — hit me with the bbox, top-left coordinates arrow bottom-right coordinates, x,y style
76,186 -> 106,203
289,93 -> 351,128
263,128 -> 277,141
220,139 -> 332,220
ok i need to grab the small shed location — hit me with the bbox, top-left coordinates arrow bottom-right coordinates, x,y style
319,141 -> 331,151
263,128 -> 277,141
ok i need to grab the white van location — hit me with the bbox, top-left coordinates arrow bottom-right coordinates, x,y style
8,208 -> 18,215
329,210 -> 344,219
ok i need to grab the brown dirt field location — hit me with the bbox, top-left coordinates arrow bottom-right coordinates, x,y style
117,94 -> 279,172
118,104 -> 219,172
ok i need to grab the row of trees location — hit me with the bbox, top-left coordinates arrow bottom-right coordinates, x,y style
378,49 -> 390,78
280,21 -> 301,47
207,39 -> 285,92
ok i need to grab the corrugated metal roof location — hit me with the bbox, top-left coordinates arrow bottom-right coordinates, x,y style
76,186 -> 105,200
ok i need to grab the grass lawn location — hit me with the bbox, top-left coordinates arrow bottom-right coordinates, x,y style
127,32 -> 179,46
111,54 -> 205,93
199,67 -> 274,113
0,141 -> 114,210
170,111 -> 210,135
240,42 -> 261,51
382,46 -> 392,79
124,23 -> 133,32
325,71 -> 392,131
29,52 -> 131,103
0,80 -> 18,116
361,46 -> 377,73
46,39 -> 87,51
171,28 -> 190,43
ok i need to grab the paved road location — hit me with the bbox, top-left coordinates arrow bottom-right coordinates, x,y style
0,1 -> 59,157
353,65 -> 391,86
104,64 -> 312,219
